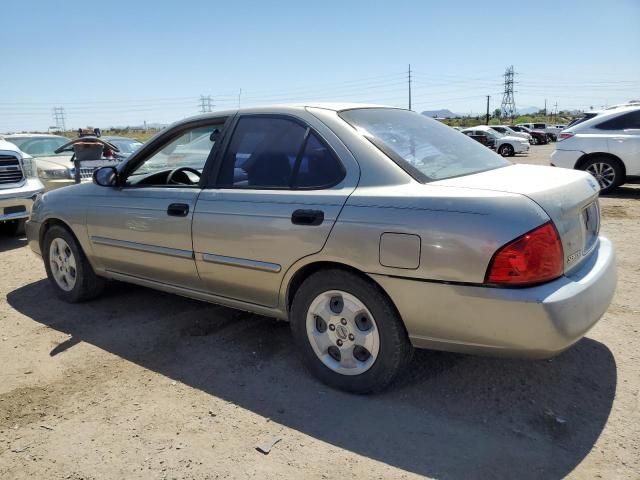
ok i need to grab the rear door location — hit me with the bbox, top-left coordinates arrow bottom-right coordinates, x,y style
599,110 -> 640,175
192,113 -> 359,307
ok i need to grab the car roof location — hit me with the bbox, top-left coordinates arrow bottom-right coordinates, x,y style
570,105 -> 640,130
102,136 -> 140,141
3,133 -> 68,138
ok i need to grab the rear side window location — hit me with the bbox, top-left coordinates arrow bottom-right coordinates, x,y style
595,111 -> 640,130
533,123 -> 546,129
218,116 -> 344,189
340,108 -> 508,182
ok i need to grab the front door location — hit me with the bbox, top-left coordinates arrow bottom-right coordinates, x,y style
86,121 -> 225,288
192,114 -> 359,307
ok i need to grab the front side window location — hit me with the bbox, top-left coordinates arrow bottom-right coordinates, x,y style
340,108 -> 509,182
126,123 -> 222,186
218,116 -> 344,189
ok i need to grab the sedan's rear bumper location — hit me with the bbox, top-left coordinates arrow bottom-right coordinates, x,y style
372,236 -> 616,358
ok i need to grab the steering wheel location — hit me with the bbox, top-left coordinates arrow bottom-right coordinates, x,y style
167,167 -> 201,185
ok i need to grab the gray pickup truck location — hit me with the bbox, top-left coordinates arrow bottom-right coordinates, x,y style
0,139 -> 44,235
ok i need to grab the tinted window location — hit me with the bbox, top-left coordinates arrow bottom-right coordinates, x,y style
295,133 -> 344,188
341,109 -> 508,181
219,117 -> 309,188
595,111 -> 640,130
533,123 -> 546,129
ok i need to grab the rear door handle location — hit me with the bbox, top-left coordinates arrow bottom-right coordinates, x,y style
167,203 -> 189,217
291,209 -> 324,226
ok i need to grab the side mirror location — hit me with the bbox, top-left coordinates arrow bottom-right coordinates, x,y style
93,166 -> 118,187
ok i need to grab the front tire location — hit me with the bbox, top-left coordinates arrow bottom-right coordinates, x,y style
498,144 -> 515,157
290,269 -> 413,393
581,156 -> 624,194
43,225 -> 105,302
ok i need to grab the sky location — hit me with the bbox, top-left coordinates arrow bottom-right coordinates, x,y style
1,0 -> 639,132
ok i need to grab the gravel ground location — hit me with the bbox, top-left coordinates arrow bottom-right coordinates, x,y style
1,143 -> 638,479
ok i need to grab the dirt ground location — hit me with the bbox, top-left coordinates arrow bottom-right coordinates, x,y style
1,143 -> 638,479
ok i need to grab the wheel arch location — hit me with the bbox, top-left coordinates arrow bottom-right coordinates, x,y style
284,260 -> 404,325
574,152 -> 626,178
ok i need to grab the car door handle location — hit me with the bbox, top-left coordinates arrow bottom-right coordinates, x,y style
291,209 -> 324,226
167,203 -> 189,217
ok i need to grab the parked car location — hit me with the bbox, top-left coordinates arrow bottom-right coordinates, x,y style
101,136 -> 143,159
0,139 -> 44,235
516,122 -> 559,142
27,104 -> 616,393
551,105 -> 640,193
461,126 -> 529,156
4,134 -> 133,190
509,125 -> 548,145
461,129 -> 495,149
488,125 -> 532,143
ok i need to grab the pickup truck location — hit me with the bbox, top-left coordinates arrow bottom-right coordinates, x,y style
0,139 -> 44,235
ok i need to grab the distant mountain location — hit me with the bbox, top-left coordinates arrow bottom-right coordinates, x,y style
421,109 -> 460,118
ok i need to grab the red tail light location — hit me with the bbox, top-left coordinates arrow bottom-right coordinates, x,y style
558,132 -> 574,141
486,222 -> 564,286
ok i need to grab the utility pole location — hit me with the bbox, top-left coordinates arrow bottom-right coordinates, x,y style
553,101 -> 558,122
408,64 -> 412,111
544,98 -> 547,117
500,65 -> 516,120
238,88 -> 242,109
52,107 -> 66,132
485,95 -> 490,125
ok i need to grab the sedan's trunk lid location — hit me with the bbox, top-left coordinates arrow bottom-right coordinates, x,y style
432,164 -> 601,273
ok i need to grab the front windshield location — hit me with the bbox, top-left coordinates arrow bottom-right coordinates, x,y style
7,137 -> 69,157
339,108 -> 509,181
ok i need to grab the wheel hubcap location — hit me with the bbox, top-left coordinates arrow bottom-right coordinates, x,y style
586,162 -> 616,189
49,238 -> 77,291
306,290 -> 380,376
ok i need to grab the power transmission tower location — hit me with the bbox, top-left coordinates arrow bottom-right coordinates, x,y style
500,65 -> 516,120
199,95 -> 213,113
408,64 -> 412,111
52,107 -> 66,132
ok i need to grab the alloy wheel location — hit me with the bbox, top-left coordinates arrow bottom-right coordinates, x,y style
49,237 -> 77,291
306,290 -> 380,376
586,162 -> 616,190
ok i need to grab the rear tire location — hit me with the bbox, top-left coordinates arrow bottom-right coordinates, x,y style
290,269 -> 413,393
530,136 -> 538,145
581,156 -> 624,194
43,225 -> 105,302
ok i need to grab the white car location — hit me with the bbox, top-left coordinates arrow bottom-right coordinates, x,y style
462,126 -> 530,157
0,139 -> 44,234
517,122 -> 562,141
550,105 -> 640,193
488,125 -> 532,142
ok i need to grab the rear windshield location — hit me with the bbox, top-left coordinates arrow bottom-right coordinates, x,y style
339,108 -> 509,181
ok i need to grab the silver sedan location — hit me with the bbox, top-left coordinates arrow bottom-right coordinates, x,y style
26,104 -> 617,393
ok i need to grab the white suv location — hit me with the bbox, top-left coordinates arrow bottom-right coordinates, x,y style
550,106 -> 640,193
